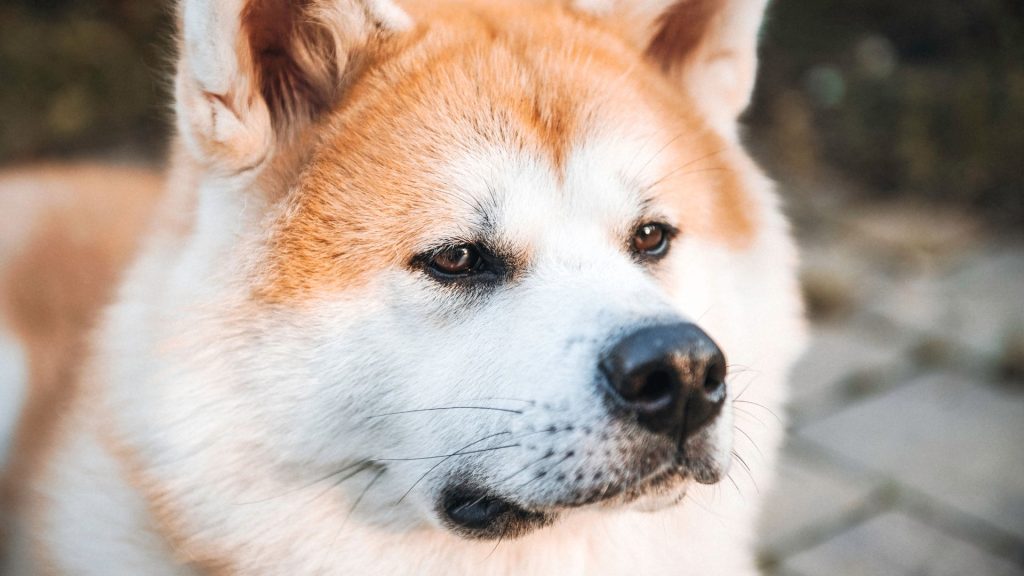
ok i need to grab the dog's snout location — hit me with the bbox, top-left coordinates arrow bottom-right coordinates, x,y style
600,323 -> 727,440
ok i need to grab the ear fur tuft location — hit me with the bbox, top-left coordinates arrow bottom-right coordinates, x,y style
176,0 -> 410,170
574,0 -> 769,128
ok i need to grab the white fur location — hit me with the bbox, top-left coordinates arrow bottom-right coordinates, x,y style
21,128 -> 801,575
30,412 -> 188,574
8,0 -> 805,574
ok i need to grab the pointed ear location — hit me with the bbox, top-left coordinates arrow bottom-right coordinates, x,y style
577,0 -> 768,128
175,0 -> 411,172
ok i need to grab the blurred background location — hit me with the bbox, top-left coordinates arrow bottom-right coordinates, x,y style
1,0 -> 1022,574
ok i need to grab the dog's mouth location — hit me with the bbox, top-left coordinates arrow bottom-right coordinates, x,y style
438,453 -> 724,540
439,484 -> 553,539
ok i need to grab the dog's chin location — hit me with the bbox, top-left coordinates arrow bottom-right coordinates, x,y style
625,478 -> 690,512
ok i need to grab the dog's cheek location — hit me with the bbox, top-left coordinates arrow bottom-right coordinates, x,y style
228,298 -> 405,468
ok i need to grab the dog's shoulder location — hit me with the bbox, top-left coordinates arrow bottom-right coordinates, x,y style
0,163 -> 164,534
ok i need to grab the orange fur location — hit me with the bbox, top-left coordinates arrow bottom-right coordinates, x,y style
92,413 -> 237,576
258,0 -> 754,302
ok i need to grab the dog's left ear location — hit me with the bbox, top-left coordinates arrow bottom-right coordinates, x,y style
576,0 -> 768,131
175,0 -> 411,172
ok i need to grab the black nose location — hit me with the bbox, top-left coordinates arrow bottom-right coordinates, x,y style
599,323 -> 727,441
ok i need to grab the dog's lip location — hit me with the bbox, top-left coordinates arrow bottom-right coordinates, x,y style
438,455 -> 724,540
438,484 -> 553,540
437,438 -> 727,539
512,450 -> 724,511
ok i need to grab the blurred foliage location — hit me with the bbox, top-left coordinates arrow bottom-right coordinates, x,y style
0,0 -> 173,160
747,0 -> 1024,227
0,0 -> 1021,226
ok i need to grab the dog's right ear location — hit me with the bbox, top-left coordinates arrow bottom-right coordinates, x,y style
574,0 -> 768,136
175,0 -> 411,172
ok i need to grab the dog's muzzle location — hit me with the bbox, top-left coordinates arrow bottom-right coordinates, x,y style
436,322 -> 729,540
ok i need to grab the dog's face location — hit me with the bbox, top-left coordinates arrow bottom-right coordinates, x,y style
151,0 -> 800,547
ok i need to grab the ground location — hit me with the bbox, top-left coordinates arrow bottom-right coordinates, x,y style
758,195 -> 1024,575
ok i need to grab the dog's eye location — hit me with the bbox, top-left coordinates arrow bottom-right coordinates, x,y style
632,222 -> 672,258
429,245 -> 482,277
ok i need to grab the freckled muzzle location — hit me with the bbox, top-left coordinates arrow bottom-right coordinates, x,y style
599,322 -> 727,448
435,323 -> 729,540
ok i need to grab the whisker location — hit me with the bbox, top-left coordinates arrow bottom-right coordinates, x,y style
732,425 -> 764,458
375,444 -> 520,462
501,450 -> 569,484
513,471 -> 549,493
306,462 -> 376,506
466,397 -> 537,405
696,305 -> 714,323
733,400 -> 783,423
318,468 -> 386,575
731,450 -> 751,473
501,458 -> 546,483
349,468 -> 386,517
450,450 -> 571,519
235,459 -> 371,505
486,535 -> 506,559
732,405 -> 768,428
725,472 -> 743,499
366,406 -> 523,420
731,378 -> 755,400
628,132 -> 688,185
733,448 -> 757,494
395,431 -> 513,504
730,369 -> 762,401
638,148 -> 732,195
731,450 -> 759,495
682,490 -> 721,518
379,427 -> 563,463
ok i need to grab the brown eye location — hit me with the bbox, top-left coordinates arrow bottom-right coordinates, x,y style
430,245 -> 481,276
632,222 -> 671,258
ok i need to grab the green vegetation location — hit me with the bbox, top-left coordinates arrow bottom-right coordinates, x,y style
0,1 -> 173,160
749,0 -> 1024,226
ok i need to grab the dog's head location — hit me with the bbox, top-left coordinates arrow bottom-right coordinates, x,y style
144,0 -> 802,545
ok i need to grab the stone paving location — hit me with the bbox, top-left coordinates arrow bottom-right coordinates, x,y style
758,200 -> 1024,575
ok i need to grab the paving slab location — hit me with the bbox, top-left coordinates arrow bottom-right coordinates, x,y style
783,511 -> 1024,576
758,446 -> 879,552
864,247 -> 1024,361
788,324 -> 912,422
798,372 -> 1024,539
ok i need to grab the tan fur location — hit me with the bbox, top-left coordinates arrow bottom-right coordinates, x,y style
0,164 -> 163,566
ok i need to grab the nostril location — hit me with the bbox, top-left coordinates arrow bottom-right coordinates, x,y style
634,367 -> 676,408
703,373 -> 720,394
702,361 -> 727,397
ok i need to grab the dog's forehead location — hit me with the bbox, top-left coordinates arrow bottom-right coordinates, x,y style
308,13 -> 692,231
258,6 -> 752,301
440,131 -> 676,247
318,11 -> 658,174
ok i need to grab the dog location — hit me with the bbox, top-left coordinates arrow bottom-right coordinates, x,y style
0,0 -> 805,573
